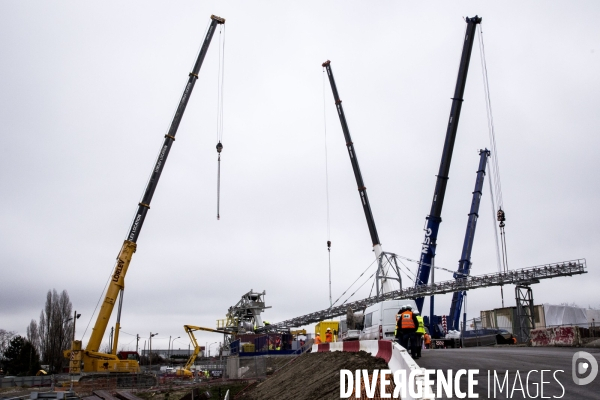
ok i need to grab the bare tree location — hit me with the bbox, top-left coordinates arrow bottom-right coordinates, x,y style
26,319 -> 40,354
0,329 -> 17,371
37,289 -> 73,373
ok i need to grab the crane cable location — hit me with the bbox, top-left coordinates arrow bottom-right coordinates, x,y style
330,259 -> 376,309
323,67 -> 333,308
216,24 -> 226,220
478,24 -> 509,306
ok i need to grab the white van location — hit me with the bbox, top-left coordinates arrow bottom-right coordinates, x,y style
359,299 -> 418,341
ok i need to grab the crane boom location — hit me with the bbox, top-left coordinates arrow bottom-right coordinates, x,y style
322,60 -> 393,293
448,149 -> 489,330
415,16 -> 482,312
177,325 -> 229,377
69,15 -> 225,375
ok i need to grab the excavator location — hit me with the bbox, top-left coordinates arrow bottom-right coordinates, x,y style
176,325 -> 229,378
63,15 -> 225,387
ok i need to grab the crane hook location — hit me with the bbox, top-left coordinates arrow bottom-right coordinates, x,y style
216,141 -> 223,220
497,208 -> 506,228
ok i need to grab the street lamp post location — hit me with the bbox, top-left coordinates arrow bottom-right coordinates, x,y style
69,311 -> 81,391
72,311 -> 81,343
208,342 -> 217,358
169,336 -> 180,366
149,332 -> 158,370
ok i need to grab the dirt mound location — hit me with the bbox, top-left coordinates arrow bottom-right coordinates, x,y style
238,351 -> 389,400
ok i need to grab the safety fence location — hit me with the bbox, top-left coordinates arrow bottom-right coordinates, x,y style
1,376 -> 53,389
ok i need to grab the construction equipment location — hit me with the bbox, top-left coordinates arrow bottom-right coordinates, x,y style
176,325 -> 228,378
315,321 -> 339,342
63,15 -> 225,386
270,259 -> 586,329
219,290 -> 272,334
415,16 -> 482,315
447,149 -> 490,331
322,60 -> 402,297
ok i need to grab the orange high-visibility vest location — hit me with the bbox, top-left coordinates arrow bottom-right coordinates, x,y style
325,332 -> 333,342
424,333 -> 431,344
315,335 -> 322,344
400,311 -> 416,329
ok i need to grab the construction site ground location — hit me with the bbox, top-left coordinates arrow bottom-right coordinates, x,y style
134,381 -> 249,400
237,351 -> 389,400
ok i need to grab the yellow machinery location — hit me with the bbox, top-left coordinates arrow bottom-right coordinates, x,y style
176,325 -> 229,377
315,321 -> 339,342
63,15 -> 225,386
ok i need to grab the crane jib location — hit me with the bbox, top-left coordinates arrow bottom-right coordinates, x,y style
323,60 -> 381,248
125,17 -> 222,243
415,16 -> 481,313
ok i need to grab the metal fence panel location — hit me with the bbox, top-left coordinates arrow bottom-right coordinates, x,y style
1,376 -> 52,388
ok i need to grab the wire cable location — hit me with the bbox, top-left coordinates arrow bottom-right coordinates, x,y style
340,272 -> 376,306
216,24 -> 226,220
330,259 -> 376,308
486,157 -> 503,274
81,267 -> 115,340
323,67 -> 333,308
477,24 -> 503,209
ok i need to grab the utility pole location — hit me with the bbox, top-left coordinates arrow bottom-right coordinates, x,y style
136,334 -> 140,354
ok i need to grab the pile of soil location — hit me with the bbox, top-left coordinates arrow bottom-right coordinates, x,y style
238,351 -> 389,400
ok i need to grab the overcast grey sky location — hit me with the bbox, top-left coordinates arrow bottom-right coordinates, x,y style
1,1 -> 599,351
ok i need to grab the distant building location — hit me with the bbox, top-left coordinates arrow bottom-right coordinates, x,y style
481,303 -> 600,333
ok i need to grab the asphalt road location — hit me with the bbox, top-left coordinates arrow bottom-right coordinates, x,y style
415,346 -> 600,399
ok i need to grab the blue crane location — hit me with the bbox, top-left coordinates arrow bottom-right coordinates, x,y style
448,149 -> 490,331
415,16 -> 482,315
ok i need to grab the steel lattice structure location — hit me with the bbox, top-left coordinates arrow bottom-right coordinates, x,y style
271,259 -> 586,329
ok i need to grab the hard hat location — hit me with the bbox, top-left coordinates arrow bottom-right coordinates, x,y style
413,310 -> 420,315
326,328 -> 331,331
316,332 -> 320,335
399,305 -> 407,312
405,304 -> 413,310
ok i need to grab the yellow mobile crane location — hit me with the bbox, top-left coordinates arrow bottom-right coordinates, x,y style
64,15 -> 225,386
176,325 -> 229,378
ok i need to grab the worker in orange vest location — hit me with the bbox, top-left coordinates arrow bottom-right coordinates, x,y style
325,328 -> 333,343
314,332 -> 322,344
424,332 -> 432,349
395,305 -> 419,358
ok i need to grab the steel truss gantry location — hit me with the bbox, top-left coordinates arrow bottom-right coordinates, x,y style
271,259 -> 586,329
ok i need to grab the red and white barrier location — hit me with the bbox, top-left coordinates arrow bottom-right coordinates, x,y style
530,326 -> 581,347
530,328 -> 553,346
312,340 -> 432,400
553,326 -> 580,346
